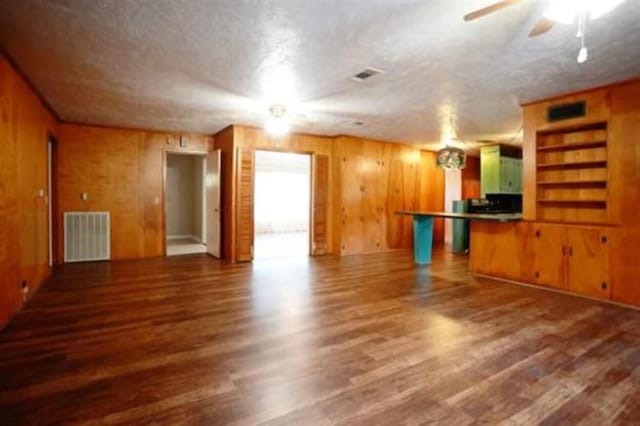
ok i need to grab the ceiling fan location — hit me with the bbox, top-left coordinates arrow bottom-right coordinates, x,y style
464,0 -> 627,62
464,0 -> 554,37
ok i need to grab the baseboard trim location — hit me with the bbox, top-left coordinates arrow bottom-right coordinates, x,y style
472,273 -> 640,312
167,235 -> 203,243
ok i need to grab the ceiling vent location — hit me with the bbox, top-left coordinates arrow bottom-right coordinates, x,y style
351,68 -> 383,82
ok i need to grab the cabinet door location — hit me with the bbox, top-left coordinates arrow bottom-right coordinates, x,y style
469,221 -> 533,282
533,224 -> 567,289
514,159 -> 523,193
500,158 -> 511,192
567,228 -> 610,299
481,146 -> 500,197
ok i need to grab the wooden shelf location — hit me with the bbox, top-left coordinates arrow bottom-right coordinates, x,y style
537,198 -> 607,205
537,140 -> 607,152
537,179 -> 607,186
537,160 -> 607,169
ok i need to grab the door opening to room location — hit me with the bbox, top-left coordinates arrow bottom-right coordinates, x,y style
254,150 -> 311,260
166,153 -> 207,256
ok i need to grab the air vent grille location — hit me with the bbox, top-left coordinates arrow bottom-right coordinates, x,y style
64,212 -> 111,263
352,68 -> 382,81
547,101 -> 587,122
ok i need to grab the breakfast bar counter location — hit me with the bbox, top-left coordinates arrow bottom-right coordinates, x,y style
395,211 -> 523,265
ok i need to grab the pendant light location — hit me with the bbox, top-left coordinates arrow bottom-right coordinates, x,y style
436,114 -> 467,170
436,146 -> 467,170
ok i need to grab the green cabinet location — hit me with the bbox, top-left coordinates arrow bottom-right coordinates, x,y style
480,145 -> 522,197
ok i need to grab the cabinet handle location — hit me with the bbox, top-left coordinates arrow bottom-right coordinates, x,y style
535,230 -> 541,237
562,245 -> 566,256
601,282 -> 608,290
568,246 -> 573,256
601,235 -> 608,243
535,271 -> 540,279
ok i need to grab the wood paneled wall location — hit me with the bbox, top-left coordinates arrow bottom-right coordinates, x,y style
215,126 -> 445,262
215,125 -> 335,260
0,56 -> 57,327
214,126 -> 236,262
608,80 -> 640,306
333,136 -> 444,255
55,124 -> 212,262
417,151 -> 446,243
461,156 -> 481,199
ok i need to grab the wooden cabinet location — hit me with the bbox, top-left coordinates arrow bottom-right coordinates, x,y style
533,224 -> 566,289
532,223 -> 610,298
566,227 -> 610,298
470,221 -> 610,301
469,221 -> 534,282
480,145 -> 522,197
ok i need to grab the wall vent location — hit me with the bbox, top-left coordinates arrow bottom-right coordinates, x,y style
64,212 -> 111,263
351,68 -> 383,81
547,101 -> 586,122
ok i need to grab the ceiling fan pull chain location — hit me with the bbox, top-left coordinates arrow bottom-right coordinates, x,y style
577,11 -> 589,64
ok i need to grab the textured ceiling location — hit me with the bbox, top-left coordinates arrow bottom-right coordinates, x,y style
1,0 -> 639,150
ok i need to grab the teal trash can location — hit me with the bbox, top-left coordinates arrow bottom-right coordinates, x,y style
452,200 -> 469,254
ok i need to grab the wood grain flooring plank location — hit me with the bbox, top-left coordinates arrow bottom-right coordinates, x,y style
0,247 -> 639,425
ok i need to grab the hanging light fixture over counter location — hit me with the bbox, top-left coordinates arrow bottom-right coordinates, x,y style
436,146 -> 466,170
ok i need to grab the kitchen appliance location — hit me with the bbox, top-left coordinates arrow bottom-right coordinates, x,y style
467,193 -> 522,214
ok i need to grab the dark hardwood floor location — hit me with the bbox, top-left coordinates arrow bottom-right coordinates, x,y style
1,247 -> 640,425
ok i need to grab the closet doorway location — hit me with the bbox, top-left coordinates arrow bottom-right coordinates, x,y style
253,150 -> 311,260
166,153 -> 207,255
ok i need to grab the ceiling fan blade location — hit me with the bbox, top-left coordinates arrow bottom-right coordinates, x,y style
528,17 -> 555,37
464,0 -> 522,21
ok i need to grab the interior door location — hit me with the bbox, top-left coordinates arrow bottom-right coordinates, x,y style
206,149 -> 221,258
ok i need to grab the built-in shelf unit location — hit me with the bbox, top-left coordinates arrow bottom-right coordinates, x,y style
535,122 -> 608,223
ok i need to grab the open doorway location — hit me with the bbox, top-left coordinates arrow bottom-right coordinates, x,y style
254,150 -> 311,260
166,153 -> 207,256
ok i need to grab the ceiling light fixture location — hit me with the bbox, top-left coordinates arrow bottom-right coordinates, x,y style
265,104 -> 290,136
543,0 -> 626,64
436,114 -> 467,170
543,0 -> 625,24
436,146 -> 467,170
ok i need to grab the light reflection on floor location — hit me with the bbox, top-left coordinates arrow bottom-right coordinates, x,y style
254,231 -> 309,260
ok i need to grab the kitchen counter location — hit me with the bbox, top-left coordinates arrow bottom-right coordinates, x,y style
395,211 -> 522,264
396,211 -> 523,222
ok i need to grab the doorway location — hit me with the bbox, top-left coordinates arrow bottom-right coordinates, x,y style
166,153 -> 207,256
253,150 -> 311,260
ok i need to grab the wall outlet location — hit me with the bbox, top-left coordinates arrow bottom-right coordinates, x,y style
81,192 -> 88,201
